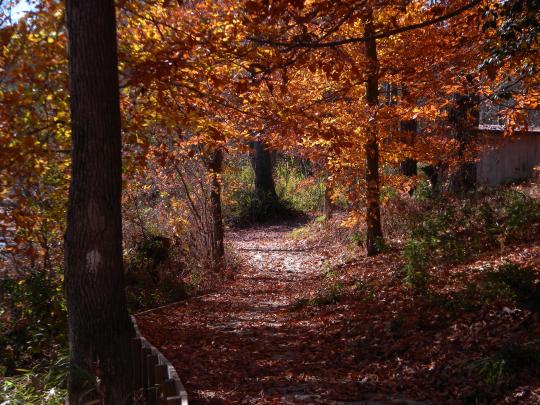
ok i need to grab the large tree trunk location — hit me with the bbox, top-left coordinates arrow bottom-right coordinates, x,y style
64,1 -> 134,403
251,140 -> 277,200
364,12 -> 384,256
208,148 -> 225,271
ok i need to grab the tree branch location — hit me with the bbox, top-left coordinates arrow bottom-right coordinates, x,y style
250,0 -> 481,49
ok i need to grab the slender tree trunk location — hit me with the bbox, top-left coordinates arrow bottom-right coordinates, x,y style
323,176 -> 333,219
364,12 -> 384,256
422,163 -> 442,193
208,148 -> 225,271
251,140 -> 278,200
64,1 -> 134,403
448,94 -> 479,193
399,119 -> 418,177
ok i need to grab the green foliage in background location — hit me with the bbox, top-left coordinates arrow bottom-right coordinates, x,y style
223,155 -> 326,224
274,158 -> 325,213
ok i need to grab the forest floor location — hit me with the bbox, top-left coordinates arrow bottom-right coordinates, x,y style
136,217 -> 540,405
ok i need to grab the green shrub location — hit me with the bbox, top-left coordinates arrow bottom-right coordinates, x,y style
465,356 -> 506,385
485,189 -> 540,242
126,271 -> 187,311
431,263 -> 538,314
0,269 -> 67,403
462,342 -> 540,385
353,279 -> 376,302
381,185 -> 399,201
137,235 -> 169,268
402,204 -> 471,291
480,263 -> 537,304
373,235 -> 389,253
311,281 -> 343,305
0,269 -> 66,376
412,179 -> 433,201
401,189 -> 540,291
348,232 -> 365,246
291,281 -> 343,308
0,351 -> 68,404
125,234 -> 187,311
290,226 -> 309,239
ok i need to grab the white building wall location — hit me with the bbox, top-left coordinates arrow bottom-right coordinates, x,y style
477,133 -> 540,186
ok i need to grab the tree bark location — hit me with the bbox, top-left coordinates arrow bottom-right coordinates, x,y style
364,12 -> 384,256
422,163 -> 442,193
64,0 -> 134,403
251,140 -> 278,200
323,176 -> 333,219
399,119 -> 418,177
400,158 -> 418,177
208,148 -> 225,271
448,94 -> 479,193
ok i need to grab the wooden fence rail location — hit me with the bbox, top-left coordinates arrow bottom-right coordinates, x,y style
131,317 -> 188,405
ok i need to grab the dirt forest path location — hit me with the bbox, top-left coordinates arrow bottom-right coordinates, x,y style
136,220 -> 425,405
